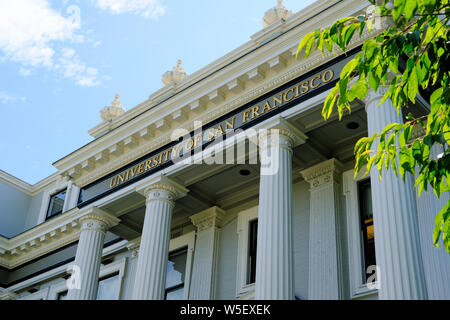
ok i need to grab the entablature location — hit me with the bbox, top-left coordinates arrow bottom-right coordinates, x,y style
53,0 -> 371,190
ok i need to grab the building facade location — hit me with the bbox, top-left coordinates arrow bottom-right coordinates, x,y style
1,0 -> 449,300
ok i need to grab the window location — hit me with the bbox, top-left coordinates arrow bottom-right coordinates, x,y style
46,189 -> 66,220
165,248 -> 188,300
358,179 -> 376,282
57,291 -> 67,300
97,272 -> 120,300
236,206 -> 258,299
343,169 -> 379,298
247,219 -> 258,284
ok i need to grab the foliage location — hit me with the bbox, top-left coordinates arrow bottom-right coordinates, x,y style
297,0 -> 450,252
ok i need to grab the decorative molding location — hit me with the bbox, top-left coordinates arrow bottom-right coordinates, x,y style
301,158 -> 343,190
135,174 -> 189,202
53,1 -> 374,190
0,206 -> 120,269
190,207 -> 226,232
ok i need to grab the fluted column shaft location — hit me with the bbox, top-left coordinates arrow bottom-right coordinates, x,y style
415,144 -> 450,299
301,159 -> 343,299
365,88 -> 427,299
67,210 -> 119,300
255,129 -> 294,300
189,207 -> 225,300
132,183 -> 177,300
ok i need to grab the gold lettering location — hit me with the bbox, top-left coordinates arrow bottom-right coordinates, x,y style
225,117 -> 235,132
162,150 -> 170,162
138,163 -> 145,174
283,88 -> 295,102
295,84 -> 301,98
301,81 -> 309,94
250,106 -> 260,120
152,155 -> 160,168
117,174 -> 125,184
172,144 -> 182,158
215,125 -> 225,137
185,138 -> 194,151
273,94 -> 283,108
322,69 -> 334,83
110,176 -> 117,188
310,75 -> 321,89
242,110 -> 251,124
261,101 -> 272,115
144,160 -> 152,171
207,128 -> 216,141
131,166 -> 139,178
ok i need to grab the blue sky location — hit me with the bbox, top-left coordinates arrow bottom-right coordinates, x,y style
0,0 -> 316,184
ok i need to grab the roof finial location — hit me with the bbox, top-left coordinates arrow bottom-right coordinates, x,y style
100,93 -> 126,122
263,0 -> 292,28
111,94 -> 122,107
162,59 -> 188,87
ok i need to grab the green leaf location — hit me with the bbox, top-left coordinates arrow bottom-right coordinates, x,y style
297,32 -> 314,58
404,0 -> 418,21
408,66 -> 419,103
433,199 -> 450,247
393,0 -> 406,22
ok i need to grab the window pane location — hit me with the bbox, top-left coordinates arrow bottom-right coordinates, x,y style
166,286 -> 184,300
165,248 -> 187,300
47,190 -> 66,219
97,273 -> 120,300
247,219 -> 258,284
358,179 -> 376,283
165,249 -> 187,289
58,291 -> 67,300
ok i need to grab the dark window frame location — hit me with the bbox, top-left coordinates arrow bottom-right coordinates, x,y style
46,189 -> 67,220
164,247 -> 188,300
357,178 -> 376,283
247,218 -> 258,285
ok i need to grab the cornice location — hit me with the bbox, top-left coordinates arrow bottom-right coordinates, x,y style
51,0 -> 369,186
0,206 -> 119,269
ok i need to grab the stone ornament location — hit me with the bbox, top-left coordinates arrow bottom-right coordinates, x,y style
162,60 -> 187,87
301,158 -> 343,191
263,0 -> 293,28
100,94 -> 126,122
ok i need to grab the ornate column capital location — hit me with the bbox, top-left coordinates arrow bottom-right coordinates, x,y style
301,158 -> 343,190
190,206 -> 226,231
79,207 -> 120,234
136,175 -> 188,205
258,116 -> 308,149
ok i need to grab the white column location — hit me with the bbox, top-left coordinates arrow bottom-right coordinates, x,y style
189,207 -> 226,300
133,176 -> 188,300
365,87 -> 428,299
67,208 -> 120,300
255,119 -> 306,300
301,158 -> 343,299
415,144 -> 450,299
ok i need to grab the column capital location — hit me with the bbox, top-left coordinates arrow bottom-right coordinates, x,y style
301,158 -> 343,190
136,174 -> 188,202
258,116 -> 308,147
79,207 -> 120,232
190,206 -> 226,231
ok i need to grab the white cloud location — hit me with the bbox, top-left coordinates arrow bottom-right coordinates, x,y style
96,0 -> 165,19
0,0 -> 100,86
0,91 -> 26,104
